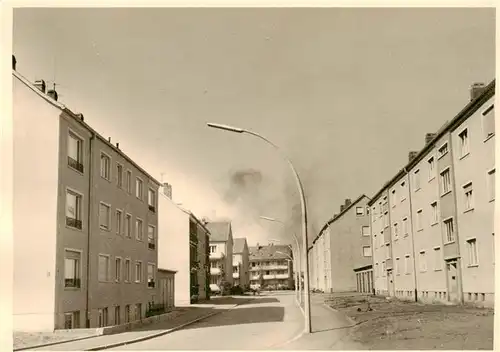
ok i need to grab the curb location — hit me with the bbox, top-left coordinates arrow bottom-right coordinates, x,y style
322,303 -> 360,328
87,299 -> 252,351
14,335 -> 99,351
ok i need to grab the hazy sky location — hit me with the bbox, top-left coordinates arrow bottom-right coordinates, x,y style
13,7 -> 495,246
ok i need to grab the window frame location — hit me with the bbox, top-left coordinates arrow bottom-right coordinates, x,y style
124,258 -> 131,283
443,217 -> 455,243
437,141 -> 449,159
100,151 -> 112,181
487,168 -> 496,202
135,217 -> 144,241
135,261 -> 143,283
466,238 -> 479,267
115,257 -> 122,282
413,169 -> 421,192
116,163 -> 124,188
65,187 -> 83,230
115,209 -> 123,235
64,248 -> 82,289
427,155 -> 435,181
433,246 -> 442,271
99,202 -> 111,231
440,167 -> 452,196
462,181 -> 474,212
135,177 -> 144,200
458,127 -> 470,159
67,129 -> 84,174
98,254 -> 111,282
126,170 -> 132,194
481,104 -> 495,141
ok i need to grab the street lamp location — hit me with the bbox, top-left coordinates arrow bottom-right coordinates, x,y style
261,216 -> 302,305
207,122 -> 312,334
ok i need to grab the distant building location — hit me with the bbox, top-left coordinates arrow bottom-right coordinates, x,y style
157,188 -> 210,305
369,80 -> 495,307
232,238 -> 250,288
13,63 -> 160,331
249,244 -> 294,289
309,195 -> 372,293
207,221 -> 234,292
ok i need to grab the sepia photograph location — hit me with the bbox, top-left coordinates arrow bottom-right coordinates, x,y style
5,3 -> 496,351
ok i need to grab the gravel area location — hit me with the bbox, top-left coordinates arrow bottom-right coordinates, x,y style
13,330 -> 97,350
325,294 -> 494,350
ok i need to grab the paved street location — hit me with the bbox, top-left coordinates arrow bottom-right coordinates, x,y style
109,293 -> 304,350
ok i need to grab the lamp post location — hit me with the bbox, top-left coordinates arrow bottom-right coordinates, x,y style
207,123 -> 312,334
261,216 -> 302,305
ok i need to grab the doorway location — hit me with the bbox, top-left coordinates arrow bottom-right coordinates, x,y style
446,261 -> 459,302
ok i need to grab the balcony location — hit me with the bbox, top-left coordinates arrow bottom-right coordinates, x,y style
210,252 -> 225,260
66,217 -> 82,230
65,278 -> 81,288
68,157 -> 84,173
210,267 -> 221,275
148,280 -> 155,288
148,205 -> 156,213
233,272 -> 240,279
263,274 -> 289,280
250,265 -> 288,271
148,242 -> 156,250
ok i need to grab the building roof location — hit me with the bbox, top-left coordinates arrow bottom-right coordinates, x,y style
249,244 -> 292,260
12,69 -> 161,186
206,221 -> 231,242
233,237 -> 247,254
368,80 -> 495,206
312,194 -> 370,245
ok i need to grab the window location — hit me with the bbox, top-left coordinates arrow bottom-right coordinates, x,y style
395,257 -> 400,275
361,226 -> 370,236
404,255 -> 411,274
419,251 -> 427,272
125,305 -> 131,323
434,247 -> 442,270
147,263 -> 155,288
98,308 -> 108,327
126,170 -> 132,193
385,243 -> 390,259
400,181 -> 406,202
356,207 -> 364,216
136,178 -> 143,200
440,169 -> 451,195
148,225 -> 156,250
430,202 -> 438,224
211,261 -> 218,269
99,203 -> 111,230
124,259 -> 131,282
64,250 -> 81,288
64,311 -> 80,329
482,104 -> 495,139
98,255 -> 110,282
458,128 -> 469,157
66,190 -> 83,230
487,169 -> 495,201
402,217 -> 408,235
467,239 -> 478,266
416,210 -> 423,231
148,189 -> 156,212
438,142 -> 448,158
383,212 -> 389,228
114,306 -> 120,326
391,190 -> 396,207
68,132 -> 84,173
135,261 -> 142,283
362,246 -> 371,257
125,214 -> 132,238
116,210 -> 122,235
413,169 -> 421,191
100,153 -> 111,180
117,164 -> 123,188
210,245 -> 216,253
428,157 -> 435,180
463,182 -> 473,211
393,222 -> 399,238
443,218 -> 455,243
135,219 -> 143,240
115,257 -> 122,282
382,261 -> 386,274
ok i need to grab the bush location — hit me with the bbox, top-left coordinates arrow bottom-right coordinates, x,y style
230,285 -> 244,295
146,303 -> 166,317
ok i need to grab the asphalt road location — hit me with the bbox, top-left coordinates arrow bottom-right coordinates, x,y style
109,293 -> 304,350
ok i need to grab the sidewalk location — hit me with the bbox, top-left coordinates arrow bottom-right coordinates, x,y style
26,297 -> 250,351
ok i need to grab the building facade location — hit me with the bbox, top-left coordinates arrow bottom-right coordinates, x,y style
309,196 -> 372,293
157,188 -> 210,305
232,238 -> 250,288
369,81 -> 495,307
249,244 -> 294,289
207,221 -> 234,292
13,65 -> 160,331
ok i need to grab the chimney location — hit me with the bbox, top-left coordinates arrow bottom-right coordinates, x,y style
75,113 -> 84,121
108,137 -> 111,143
34,80 -> 46,93
408,151 -> 418,162
425,133 -> 436,145
345,198 -> 352,207
47,89 -> 58,101
470,83 -> 486,101
116,142 -> 119,149
162,182 -> 172,199
340,204 -> 345,212
333,213 -> 338,219
12,55 -> 17,70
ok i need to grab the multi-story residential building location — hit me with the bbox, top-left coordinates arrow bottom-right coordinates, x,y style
207,221 -> 234,292
157,186 -> 210,305
369,81 -> 495,307
13,61 -> 160,331
232,238 -> 250,289
309,196 -> 372,293
249,244 -> 294,289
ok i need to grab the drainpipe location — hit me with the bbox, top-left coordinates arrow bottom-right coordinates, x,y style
85,133 -> 95,327
404,167 -> 419,302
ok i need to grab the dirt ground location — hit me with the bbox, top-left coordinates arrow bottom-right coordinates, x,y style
324,294 -> 494,350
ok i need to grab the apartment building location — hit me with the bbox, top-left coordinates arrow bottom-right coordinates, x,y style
232,238 -> 250,288
249,244 -> 294,289
309,196 -> 372,293
207,221 -> 234,292
157,187 -> 210,305
369,81 -> 495,307
13,61 -> 160,331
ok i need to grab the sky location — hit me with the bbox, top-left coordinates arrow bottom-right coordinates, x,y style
12,7 -> 495,247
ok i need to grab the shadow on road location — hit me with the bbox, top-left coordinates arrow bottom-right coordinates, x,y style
196,297 -> 251,306
240,297 -> 280,305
